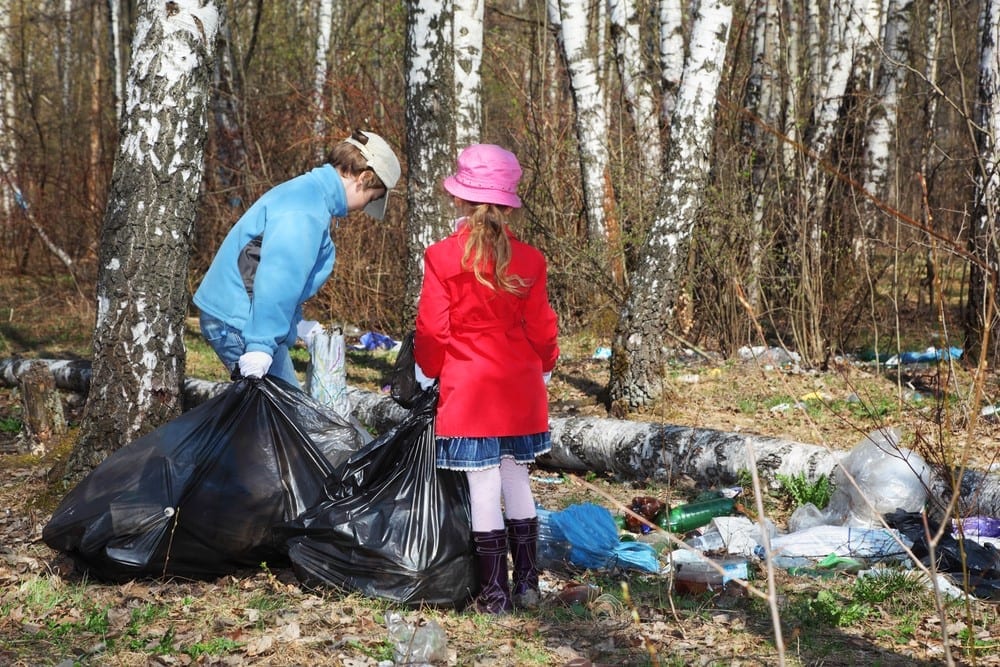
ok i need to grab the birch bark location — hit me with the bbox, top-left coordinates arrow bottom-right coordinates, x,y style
312,0 -> 334,157
454,0 -> 483,147
967,0 -> 1000,361
609,0 -> 661,181
404,0 -> 455,316
63,0 -> 219,480
658,0 -> 684,126
861,0 -> 913,247
109,0 -> 125,123
548,0 -> 612,241
744,0 -> 782,308
608,0 -> 733,411
0,0 -> 14,221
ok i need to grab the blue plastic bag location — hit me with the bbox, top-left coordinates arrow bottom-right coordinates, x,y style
550,503 -> 660,573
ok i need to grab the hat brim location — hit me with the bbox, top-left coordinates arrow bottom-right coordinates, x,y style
364,193 -> 389,220
443,176 -> 521,209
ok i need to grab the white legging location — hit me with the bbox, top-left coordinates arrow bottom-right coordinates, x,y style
466,458 -> 537,532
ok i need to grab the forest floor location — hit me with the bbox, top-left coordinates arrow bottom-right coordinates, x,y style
1,276 -> 999,666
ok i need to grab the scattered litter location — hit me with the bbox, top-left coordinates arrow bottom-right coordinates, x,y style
954,515 -> 1000,538
672,554 -> 749,595
384,612 -> 448,666
351,331 -> 399,351
592,346 -> 612,359
737,345 -> 801,368
530,474 -> 564,484
545,503 -> 660,573
884,346 -> 962,367
760,524 -> 912,561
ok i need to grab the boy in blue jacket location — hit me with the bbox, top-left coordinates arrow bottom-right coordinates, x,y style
193,130 -> 401,386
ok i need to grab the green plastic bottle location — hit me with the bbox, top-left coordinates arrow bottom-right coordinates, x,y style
657,497 -> 737,533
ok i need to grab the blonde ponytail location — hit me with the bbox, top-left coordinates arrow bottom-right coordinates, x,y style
461,204 -> 531,295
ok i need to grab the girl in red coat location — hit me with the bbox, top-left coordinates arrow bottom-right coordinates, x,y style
414,144 -> 559,614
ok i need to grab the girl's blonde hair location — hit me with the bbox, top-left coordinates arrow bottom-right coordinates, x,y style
461,202 -> 531,295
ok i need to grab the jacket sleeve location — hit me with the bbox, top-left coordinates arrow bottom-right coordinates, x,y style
413,250 -> 450,378
243,211 -> 327,354
522,257 -> 559,372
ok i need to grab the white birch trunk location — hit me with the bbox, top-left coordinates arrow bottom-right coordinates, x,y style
658,0 -> 684,125
109,0 -> 125,124
551,0 -> 611,240
968,0 -> 1000,355
453,0 -> 483,148
608,0 -> 733,410
783,0 -> 802,167
404,0 -> 455,313
65,0 -> 220,478
861,0 -> 913,246
0,0 -> 14,222
745,0 -> 782,308
609,0 -> 662,180
312,0 -> 334,158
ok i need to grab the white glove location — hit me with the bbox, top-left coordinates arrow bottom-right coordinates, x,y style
542,371 -> 552,385
414,362 -> 436,390
238,351 -> 273,378
296,319 -> 323,344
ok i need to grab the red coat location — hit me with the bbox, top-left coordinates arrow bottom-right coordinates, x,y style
414,224 -> 559,438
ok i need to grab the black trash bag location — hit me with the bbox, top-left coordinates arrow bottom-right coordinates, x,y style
279,389 -> 475,607
884,510 -> 1000,601
42,376 -> 364,581
388,330 -> 429,409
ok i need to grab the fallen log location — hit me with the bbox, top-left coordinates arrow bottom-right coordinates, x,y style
2,357 -> 999,515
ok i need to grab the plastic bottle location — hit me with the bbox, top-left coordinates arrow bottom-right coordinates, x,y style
684,530 -> 727,553
657,497 -> 737,533
536,507 -> 572,571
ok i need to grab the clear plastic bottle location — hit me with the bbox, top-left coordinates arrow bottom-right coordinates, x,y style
684,530 -> 727,553
536,507 -> 572,571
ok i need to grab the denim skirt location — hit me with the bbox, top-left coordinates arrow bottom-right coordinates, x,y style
436,432 -> 552,471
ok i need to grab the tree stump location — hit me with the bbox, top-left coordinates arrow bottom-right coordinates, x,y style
16,360 -> 67,455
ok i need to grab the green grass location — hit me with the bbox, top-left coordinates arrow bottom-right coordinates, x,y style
185,636 -> 244,659
775,471 -> 834,509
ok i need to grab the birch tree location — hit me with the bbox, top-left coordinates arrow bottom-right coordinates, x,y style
403,0 -> 454,315
743,0 -> 783,309
917,0 -> 942,311
795,0 -> 880,363
62,0 -> 219,481
108,0 -> 126,123
608,0 -> 661,184
861,0 -> 913,246
608,0 -> 733,412
454,0 -> 482,148
0,0 -> 15,222
967,0 -> 1000,362
312,0 -> 334,157
658,0 -> 684,126
547,0 -> 612,241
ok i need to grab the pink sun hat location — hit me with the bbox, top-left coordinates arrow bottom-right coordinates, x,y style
442,144 -> 522,208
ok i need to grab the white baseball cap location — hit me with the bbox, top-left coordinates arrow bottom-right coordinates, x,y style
344,131 -> 401,220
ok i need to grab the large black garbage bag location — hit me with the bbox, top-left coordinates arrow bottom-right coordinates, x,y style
884,510 -> 1000,601
42,377 -> 363,581
280,390 -> 475,607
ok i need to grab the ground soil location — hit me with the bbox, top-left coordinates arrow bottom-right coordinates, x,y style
1,278 -> 999,666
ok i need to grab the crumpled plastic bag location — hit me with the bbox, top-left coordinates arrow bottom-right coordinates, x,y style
885,510 -> 1000,601
550,503 -> 660,573
791,429 -> 931,529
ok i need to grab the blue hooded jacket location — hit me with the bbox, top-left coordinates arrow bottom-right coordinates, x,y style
193,165 -> 347,355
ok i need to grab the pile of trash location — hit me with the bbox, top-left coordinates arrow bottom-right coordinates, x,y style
535,429 -> 1000,601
